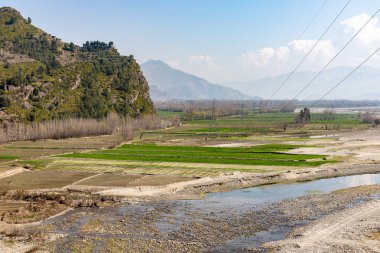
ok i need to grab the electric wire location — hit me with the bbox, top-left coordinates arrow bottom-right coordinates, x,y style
267,0 -> 352,100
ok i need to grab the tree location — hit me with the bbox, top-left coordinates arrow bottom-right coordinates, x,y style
27,17 -> 32,24
51,39 -> 58,53
304,108 -> 311,122
295,107 -> 311,124
69,42 -> 75,51
6,16 -> 17,25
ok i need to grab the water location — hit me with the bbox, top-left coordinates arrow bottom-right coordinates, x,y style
47,173 -> 380,252
186,173 -> 380,210
180,173 -> 380,252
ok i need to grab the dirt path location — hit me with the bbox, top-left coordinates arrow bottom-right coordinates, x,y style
266,200 -> 380,253
67,173 -> 101,187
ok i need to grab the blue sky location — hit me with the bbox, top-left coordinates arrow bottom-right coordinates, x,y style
1,0 -> 380,83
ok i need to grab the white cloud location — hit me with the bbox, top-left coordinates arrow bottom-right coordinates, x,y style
189,55 -> 222,70
242,47 -> 289,67
240,12 -> 380,77
341,13 -> 380,45
164,13 -> 380,84
241,39 -> 334,70
288,39 -> 335,62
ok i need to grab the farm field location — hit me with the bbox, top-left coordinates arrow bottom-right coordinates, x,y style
59,144 -> 332,167
0,170 -> 96,190
0,108 -> 370,195
78,173 -> 195,187
0,111 -> 367,191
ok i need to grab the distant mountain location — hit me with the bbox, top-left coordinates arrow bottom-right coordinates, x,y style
141,60 -> 253,100
226,66 -> 380,100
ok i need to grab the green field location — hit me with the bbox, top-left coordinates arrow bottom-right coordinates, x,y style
58,144 -> 332,167
0,110 -> 366,188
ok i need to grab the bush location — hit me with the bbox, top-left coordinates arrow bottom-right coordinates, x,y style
0,96 -> 10,108
5,16 -> 17,25
3,61 -> 10,69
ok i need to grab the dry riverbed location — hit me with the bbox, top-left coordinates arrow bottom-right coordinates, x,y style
2,181 -> 377,252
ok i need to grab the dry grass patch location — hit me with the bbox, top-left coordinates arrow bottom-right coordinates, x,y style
78,173 -> 144,187
0,201 -> 28,216
0,170 -> 95,190
77,173 -> 196,187
128,175 -> 195,186
367,231 -> 380,241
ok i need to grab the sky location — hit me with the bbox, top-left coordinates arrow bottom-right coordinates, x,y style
1,0 -> 380,84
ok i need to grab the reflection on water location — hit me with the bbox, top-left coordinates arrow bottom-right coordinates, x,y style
342,174 -> 380,187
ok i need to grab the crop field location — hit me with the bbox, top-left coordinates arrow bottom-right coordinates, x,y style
59,144 -> 332,167
0,110 -> 366,191
37,143 -> 335,179
0,133 -> 123,160
141,111 -> 365,143
0,171 -> 95,190
45,158 -> 269,177
77,173 -> 195,187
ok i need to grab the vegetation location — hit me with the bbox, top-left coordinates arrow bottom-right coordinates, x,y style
59,143 -> 332,167
82,41 -> 113,52
0,113 -> 170,144
0,7 -> 154,123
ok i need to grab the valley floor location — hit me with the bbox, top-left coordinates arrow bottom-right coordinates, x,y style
0,126 -> 380,252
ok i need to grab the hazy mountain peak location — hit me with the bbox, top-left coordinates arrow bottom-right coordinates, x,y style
142,60 -> 253,100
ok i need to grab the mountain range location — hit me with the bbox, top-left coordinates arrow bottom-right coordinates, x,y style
226,66 -> 380,100
141,60 -> 252,100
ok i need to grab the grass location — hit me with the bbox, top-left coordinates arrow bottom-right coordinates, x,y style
58,143 -> 333,167
0,155 -> 18,160
157,110 -> 184,118
46,158 -> 268,177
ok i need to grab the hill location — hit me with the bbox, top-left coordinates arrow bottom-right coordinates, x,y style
141,60 -> 253,100
226,66 -> 380,100
0,7 -> 154,122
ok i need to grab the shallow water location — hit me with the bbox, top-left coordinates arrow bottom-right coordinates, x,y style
47,173 -> 380,252
193,173 -> 380,252
185,173 -> 380,210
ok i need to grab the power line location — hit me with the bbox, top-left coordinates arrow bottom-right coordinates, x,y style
283,7 -> 380,108
260,0 -> 329,89
311,47 -> 380,108
268,0 -> 352,100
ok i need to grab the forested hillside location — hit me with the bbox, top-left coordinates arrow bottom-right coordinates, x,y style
0,7 -> 154,122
